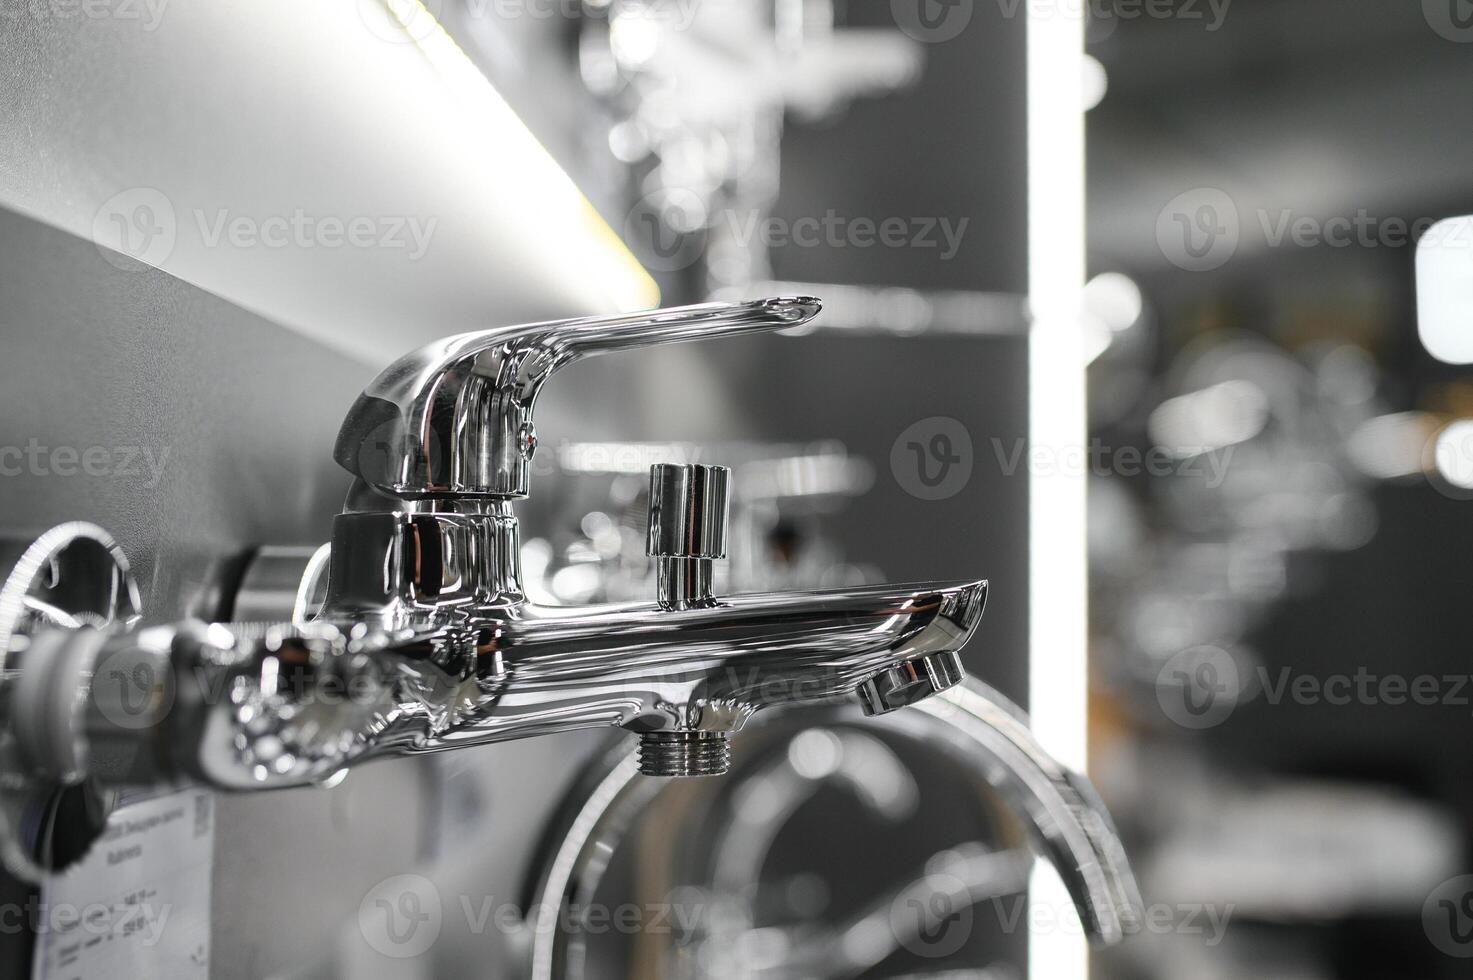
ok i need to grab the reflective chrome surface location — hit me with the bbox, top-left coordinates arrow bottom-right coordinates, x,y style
855,649 -> 967,715
647,463 -> 730,561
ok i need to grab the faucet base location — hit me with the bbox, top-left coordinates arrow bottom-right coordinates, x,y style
637,731 -> 732,777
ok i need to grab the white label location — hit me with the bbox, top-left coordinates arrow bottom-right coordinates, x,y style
33,789 -> 214,980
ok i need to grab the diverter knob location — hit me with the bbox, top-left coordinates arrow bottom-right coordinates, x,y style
646,463 -> 729,609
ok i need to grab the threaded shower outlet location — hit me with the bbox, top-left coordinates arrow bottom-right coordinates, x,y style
637,731 -> 732,777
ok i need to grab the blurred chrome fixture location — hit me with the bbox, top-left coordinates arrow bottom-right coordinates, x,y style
0,524 -> 141,882
0,297 -> 1001,877
527,679 -> 1142,978
584,0 -> 923,293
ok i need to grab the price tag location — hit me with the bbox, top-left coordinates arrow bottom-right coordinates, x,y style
32,789 -> 213,980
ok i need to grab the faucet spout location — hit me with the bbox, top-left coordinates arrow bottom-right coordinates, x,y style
465,578 -> 985,737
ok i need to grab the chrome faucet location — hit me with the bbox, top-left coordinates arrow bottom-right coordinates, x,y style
0,297 -> 1137,949
240,296 -> 982,783
6,299 -> 985,801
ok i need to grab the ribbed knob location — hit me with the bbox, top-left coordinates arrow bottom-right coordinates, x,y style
647,464 -> 730,611
646,464 -> 730,558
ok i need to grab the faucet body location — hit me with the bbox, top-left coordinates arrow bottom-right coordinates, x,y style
145,576 -> 982,790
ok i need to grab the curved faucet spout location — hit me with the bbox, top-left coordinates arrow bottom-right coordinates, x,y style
456,578 -> 987,736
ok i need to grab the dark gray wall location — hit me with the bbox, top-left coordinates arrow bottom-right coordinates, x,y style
769,1 -> 1031,700
0,205 -> 441,978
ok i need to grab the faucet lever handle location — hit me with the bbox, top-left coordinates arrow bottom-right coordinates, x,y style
647,463 -> 730,609
334,297 -> 820,503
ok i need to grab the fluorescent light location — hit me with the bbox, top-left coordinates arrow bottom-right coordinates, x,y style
381,0 -> 659,313
1415,216 -> 1473,364
1030,864 -> 1088,980
1027,0 -> 1087,781
1028,1 -> 1089,978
